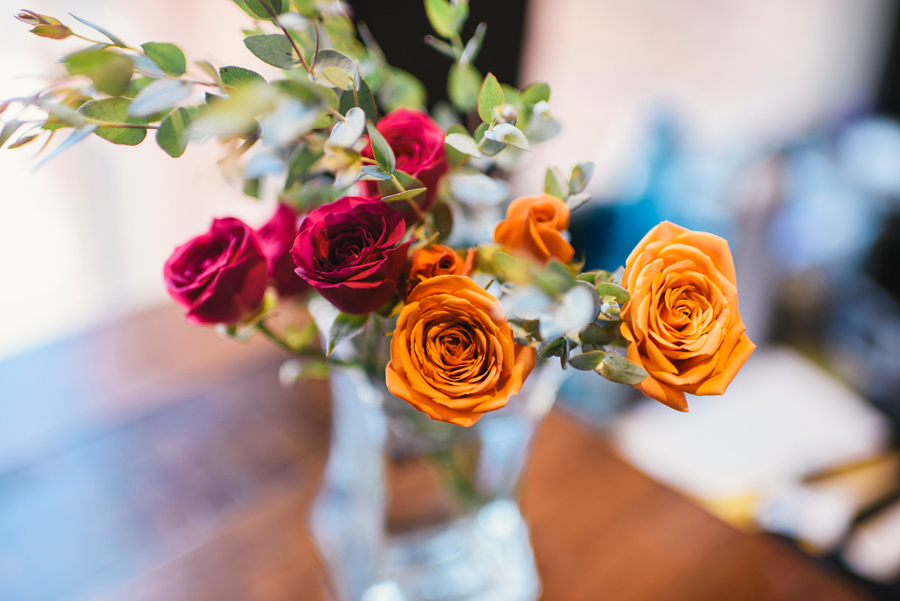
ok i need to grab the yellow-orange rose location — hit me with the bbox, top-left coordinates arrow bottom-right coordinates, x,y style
386,275 -> 536,426
620,221 -> 755,411
493,194 -> 575,264
403,244 -> 475,298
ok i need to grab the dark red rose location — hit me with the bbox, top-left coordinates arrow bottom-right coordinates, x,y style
256,204 -> 311,298
361,108 -> 448,221
290,196 -> 411,314
164,217 -> 268,325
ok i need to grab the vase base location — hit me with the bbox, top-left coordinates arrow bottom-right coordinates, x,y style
312,496 -> 540,601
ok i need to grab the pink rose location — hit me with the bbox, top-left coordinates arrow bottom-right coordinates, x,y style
164,218 -> 268,325
290,196 -> 411,314
361,108 -> 449,222
256,204 -> 311,297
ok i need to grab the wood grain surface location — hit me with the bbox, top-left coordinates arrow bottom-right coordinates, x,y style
0,305 -> 872,601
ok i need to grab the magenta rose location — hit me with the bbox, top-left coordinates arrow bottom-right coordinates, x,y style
256,204 -> 311,298
361,108 -> 449,221
290,196 -> 411,314
164,217 -> 268,325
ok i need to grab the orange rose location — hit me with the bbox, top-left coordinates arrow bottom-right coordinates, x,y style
386,275 -> 536,426
620,222 -> 755,411
493,193 -> 575,264
403,244 -> 475,298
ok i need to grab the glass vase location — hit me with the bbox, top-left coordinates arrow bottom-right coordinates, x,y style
309,359 -> 565,601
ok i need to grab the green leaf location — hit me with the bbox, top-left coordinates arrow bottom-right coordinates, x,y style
329,106 -> 366,148
360,165 -> 392,180
378,171 -> 425,208
598,351 -> 648,385
244,33 -> 297,69
156,107 -> 191,157
234,0 -> 283,19
477,72 -> 505,124
596,282 -> 630,304
580,322 -> 612,349
483,123 -> 530,151
461,22 -> 487,64
569,351 -> 606,371
570,162 -> 595,194
339,78 -> 378,123
285,145 -> 324,188
63,49 -> 133,96
382,187 -> 427,205
197,60 -> 226,89
35,124 -> 98,169
445,131 -> 483,159
520,82 -> 551,105
379,68 -> 426,111
327,312 -> 369,358
448,62 -> 481,113
310,49 -> 359,90
220,66 -> 266,88
7,134 -> 39,149
539,336 -> 570,369
443,123 -> 470,165
424,0 -> 459,38
243,177 -> 260,199
78,98 -> 149,145
0,120 -> 23,147
432,201 -> 454,240
544,166 -> 569,199
367,121 -> 395,173
141,42 -> 186,77
70,13 -> 126,47
129,79 -> 192,117
29,24 -> 72,40
424,35 -> 457,60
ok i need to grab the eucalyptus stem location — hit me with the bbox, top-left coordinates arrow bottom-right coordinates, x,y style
256,321 -> 295,354
260,3 -> 313,73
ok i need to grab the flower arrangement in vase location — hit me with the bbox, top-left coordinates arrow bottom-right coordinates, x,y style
2,2 -> 755,599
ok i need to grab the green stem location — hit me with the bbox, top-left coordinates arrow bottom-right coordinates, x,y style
256,321 -> 295,353
261,3 -> 312,72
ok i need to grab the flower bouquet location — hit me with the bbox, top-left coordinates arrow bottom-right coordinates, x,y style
3,2 -> 755,600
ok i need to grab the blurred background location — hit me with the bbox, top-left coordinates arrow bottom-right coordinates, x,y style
4,0 -> 900,599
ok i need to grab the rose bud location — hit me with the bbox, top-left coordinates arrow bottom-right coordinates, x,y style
290,196 -> 412,314
164,217 -> 268,325
403,244 -> 475,298
256,204 -> 310,298
620,221 -> 756,411
493,193 -> 575,264
361,108 -> 449,222
386,275 -> 536,427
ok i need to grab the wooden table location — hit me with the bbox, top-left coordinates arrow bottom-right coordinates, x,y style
0,305 -> 872,601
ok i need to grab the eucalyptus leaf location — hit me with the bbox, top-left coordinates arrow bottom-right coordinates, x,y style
445,132 -> 483,159
70,13 -> 126,47
580,322 -> 612,349
570,161 -> 595,194
156,107 -> 191,157
141,42 -> 186,77
244,33 -> 297,69
131,54 -> 167,78
424,0 -> 466,38
366,120 -> 395,173
310,49 -> 359,90
338,78 -> 378,123
63,48 -> 133,96
599,351 -> 648,385
544,166 -> 569,199
382,187 -> 427,203
129,79 -> 192,117
0,120 -> 23,147
329,106 -> 366,148
379,68 -> 426,111
483,123 -> 530,151
569,351 -> 606,371
461,22 -> 487,64
520,82 -> 550,105
327,312 -> 369,358
360,165 -> 392,180
79,98 -> 149,145
220,65 -> 266,88
477,72 -> 505,124
448,62 -> 480,113
35,124 -> 98,169
567,192 -> 591,211
596,282 -> 630,304
424,35 -> 457,60
285,145 -> 324,188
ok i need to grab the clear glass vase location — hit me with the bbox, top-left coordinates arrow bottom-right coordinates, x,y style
309,358 -> 565,601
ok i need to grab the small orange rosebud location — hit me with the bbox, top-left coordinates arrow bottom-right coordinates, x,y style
403,244 -> 474,298
493,193 -> 575,264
